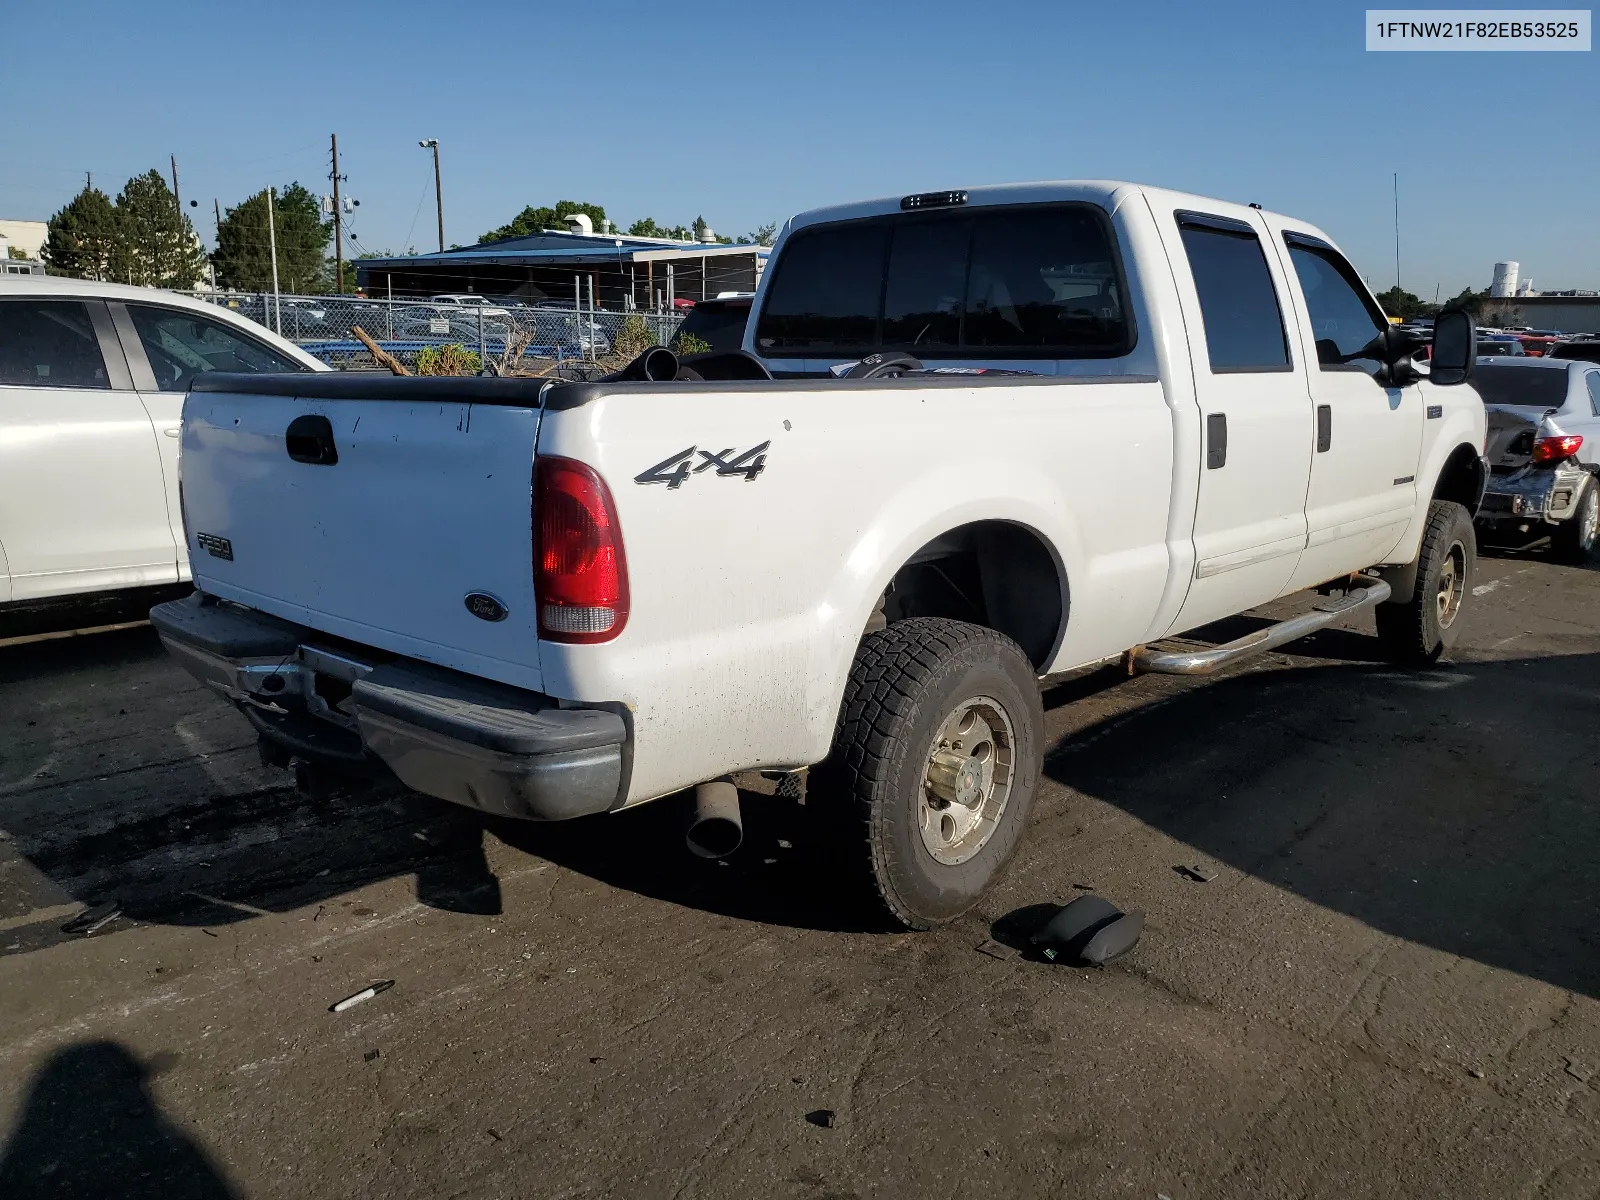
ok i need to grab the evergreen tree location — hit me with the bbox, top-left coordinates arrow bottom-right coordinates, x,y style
42,185 -> 124,280
114,170 -> 208,287
213,183 -> 331,293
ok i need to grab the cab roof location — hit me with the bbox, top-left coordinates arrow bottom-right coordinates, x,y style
784,180 -> 1312,240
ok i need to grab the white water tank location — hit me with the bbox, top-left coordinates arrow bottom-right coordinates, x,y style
1491,261 -> 1519,298
1516,278 -> 1536,297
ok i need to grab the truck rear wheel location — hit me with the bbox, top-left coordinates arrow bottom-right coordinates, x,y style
814,618 -> 1043,930
1375,499 -> 1475,665
1551,479 -> 1598,564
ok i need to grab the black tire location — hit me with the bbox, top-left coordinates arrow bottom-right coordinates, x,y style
813,618 -> 1043,930
1551,479 -> 1599,565
1375,499 -> 1476,666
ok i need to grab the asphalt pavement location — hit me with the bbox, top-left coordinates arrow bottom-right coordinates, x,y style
1,546 -> 1597,1199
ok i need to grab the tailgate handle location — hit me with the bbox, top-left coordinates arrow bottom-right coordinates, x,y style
285,415 -> 338,465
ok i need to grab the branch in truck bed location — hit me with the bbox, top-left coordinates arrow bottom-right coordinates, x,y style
351,326 -> 411,376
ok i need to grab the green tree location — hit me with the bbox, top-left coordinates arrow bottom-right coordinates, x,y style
736,223 -> 778,246
627,216 -> 694,241
1442,287 -> 1489,317
213,183 -> 331,293
114,170 -> 207,287
42,185 -> 124,280
481,200 -> 607,243
1374,286 -> 1430,320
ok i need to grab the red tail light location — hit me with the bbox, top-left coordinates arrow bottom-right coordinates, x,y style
1533,434 -> 1583,464
535,456 -> 629,643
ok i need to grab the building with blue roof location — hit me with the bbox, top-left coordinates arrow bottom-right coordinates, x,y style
355,224 -> 769,309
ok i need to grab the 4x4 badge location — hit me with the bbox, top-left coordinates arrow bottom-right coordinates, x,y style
635,442 -> 769,489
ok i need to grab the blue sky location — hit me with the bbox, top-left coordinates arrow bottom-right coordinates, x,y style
2,0 -> 1594,295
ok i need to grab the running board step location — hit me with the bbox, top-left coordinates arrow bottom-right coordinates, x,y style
1129,578 -> 1392,676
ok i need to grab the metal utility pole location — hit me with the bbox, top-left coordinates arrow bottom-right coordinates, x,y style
1392,172 -> 1401,291
267,186 -> 281,334
331,133 -> 344,294
170,155 -> 182,215
419,139 -> 443,252
214,198 -> 222,239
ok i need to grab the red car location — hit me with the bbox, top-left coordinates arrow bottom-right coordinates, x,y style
1518,335 -> 1559,357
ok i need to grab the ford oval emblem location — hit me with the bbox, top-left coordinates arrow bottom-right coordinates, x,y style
464,592 -> 508,622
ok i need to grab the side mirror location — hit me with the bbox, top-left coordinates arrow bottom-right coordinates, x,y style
1429,308 -> 1476,386
1363,324 -> 1426,387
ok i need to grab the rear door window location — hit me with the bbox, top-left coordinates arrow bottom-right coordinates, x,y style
1177,217 -> 1291,372
754,203 -> 1132,359
1587,371 -> 1600,416
0,299 -> 113,389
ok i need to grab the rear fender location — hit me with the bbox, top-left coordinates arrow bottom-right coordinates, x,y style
807,475 -> 1077,756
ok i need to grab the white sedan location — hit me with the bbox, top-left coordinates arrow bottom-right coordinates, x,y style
0,276 -> 329,606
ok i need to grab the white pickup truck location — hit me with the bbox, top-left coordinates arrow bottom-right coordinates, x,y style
153,181 -> 1487,928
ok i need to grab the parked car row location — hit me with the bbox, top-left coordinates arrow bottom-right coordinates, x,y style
1399,322 -> 1600,364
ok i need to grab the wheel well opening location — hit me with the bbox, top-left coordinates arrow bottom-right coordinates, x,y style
1434,443 -> 1485,512
875,522 -> 1064,669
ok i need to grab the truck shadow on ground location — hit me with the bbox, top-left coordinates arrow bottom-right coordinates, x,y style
9,618 -> 1599,957
0,1040 -> 237,1199
1044,648 -> 1600,1001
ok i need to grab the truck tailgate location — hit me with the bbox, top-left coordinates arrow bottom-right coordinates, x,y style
181,389 -> 544,691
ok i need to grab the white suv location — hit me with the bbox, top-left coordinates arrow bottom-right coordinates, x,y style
0,276 -> 328,607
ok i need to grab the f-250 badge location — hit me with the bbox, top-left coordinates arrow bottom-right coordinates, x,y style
635,442 -> 769,489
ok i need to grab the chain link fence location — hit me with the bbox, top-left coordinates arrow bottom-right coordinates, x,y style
179,292 -> 685,373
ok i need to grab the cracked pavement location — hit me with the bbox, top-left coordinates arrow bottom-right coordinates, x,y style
1,545 -> 1597,1198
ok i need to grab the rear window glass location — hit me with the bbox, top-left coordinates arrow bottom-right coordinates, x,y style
756,224 -> 886,353
671,303 -> 752,354
1471,364 -> 1570,407
755,204 -> 1132,359
1551,342 -> 1600,364
882,218 -> 969,350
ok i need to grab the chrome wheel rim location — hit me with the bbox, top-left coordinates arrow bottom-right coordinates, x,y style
1580,491 -> 1598,550
1437,542 -> 1466,629
919,696 -> 1015,866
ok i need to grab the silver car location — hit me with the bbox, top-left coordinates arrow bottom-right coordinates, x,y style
395,303 -> 514,343
1476,358 -> 1600,562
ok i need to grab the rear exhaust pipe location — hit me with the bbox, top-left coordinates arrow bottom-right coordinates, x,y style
686,779 -> 742,859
